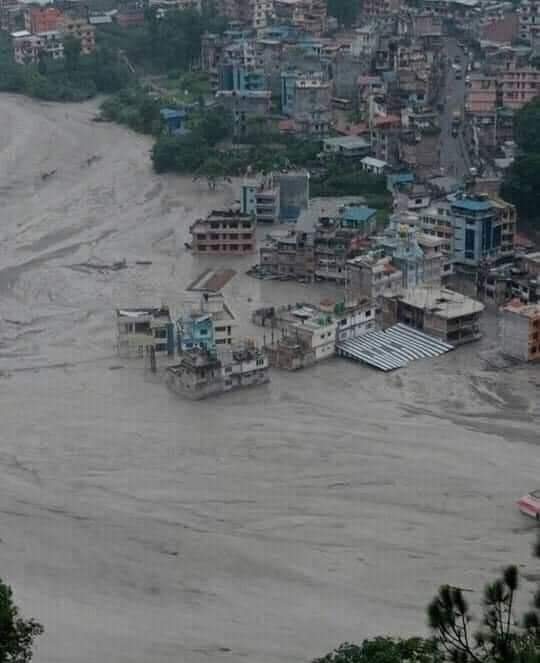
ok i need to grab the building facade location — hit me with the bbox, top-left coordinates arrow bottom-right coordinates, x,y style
500,300 -> 540,361
346,254 -> 403,301
190,209 -> 256,255
116,307 -> 174,358
24,6 -> 63,33
451,197 -> 505,266
62,17 -> 96,54
382,287 -> 485,345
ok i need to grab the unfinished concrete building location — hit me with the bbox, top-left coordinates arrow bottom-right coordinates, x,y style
500,300 -> 540,362
382,287 -> 485,345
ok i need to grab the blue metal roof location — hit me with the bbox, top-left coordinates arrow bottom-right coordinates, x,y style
451,198 -> 493,212
160,108 -> 187,120
387,173 -> 415,186
341,206 -> 377,222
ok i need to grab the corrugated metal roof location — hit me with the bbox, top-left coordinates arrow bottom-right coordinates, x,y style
336,323 -> 453,371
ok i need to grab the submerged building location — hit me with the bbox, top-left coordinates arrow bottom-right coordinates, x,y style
166,343 -> 269,399
500,300 -> 540,362
382,287 -> 485,345
116,307 -> 174,359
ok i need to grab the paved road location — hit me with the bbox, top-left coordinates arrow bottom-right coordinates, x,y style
439,38 -> 470,180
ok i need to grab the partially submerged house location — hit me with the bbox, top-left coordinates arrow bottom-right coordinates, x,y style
116,307 -> 174,358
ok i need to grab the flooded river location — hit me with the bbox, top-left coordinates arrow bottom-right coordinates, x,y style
0,95 -> 538,663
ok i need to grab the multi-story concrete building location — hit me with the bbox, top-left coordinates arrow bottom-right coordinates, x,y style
451,196 -> 507,266
116,307 -> 174,358
11,30 -> 41,64
466,74 -> 498,115
167,342 -> 269,399
467,65 -> 540,114
346,253 -> 403,302
500,300 -> 540,361
241,176 -> 281,223
382,287 -> 485,345
517,0 -> 540,43
379,222 -> 444,289
200,292 -> 237,347
216,89 -> 272,137
190,209 -> 256,255
292,76 -> 332,135
24,6 -> 63,34
420,202 -> 455,254
11,29 -> 64,63
499,63 -> 540,110
61,17 -> 95,54
219,63 -> 267,92
362,0 -> 400,18
260,232 -> 315,280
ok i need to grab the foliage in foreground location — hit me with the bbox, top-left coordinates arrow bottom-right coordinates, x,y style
501,97 -> 540,226
0,579 -> 43,663
313,637 -> 440,663
316,536 -> 540,663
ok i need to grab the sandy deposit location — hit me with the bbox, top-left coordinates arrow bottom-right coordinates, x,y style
0,94 -> 538,663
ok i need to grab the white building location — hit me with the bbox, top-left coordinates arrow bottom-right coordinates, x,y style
293,316 -> 337,361
361,156 -> 388,176
333,300 -> 378,342
346,253 -> 403,301
116,307 -> 173,359
200,292 -> 237,347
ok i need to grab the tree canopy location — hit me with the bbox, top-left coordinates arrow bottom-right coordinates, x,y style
513,98 -> 540,154
0,579 -> 43,663
326,0 -> 359,27
501,97 -> 540,225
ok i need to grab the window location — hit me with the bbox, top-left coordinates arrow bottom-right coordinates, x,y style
366,310 -> 372,317
134,322 -> 150,333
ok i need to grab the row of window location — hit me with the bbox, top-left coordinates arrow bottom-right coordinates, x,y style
197,244 -> 253,251
208,222 -> 252,230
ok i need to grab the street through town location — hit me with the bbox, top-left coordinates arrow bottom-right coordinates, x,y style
440,38 -> 471,179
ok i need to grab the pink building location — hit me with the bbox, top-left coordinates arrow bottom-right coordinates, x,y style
499,64 -> 540,110
466,74 -> 498,114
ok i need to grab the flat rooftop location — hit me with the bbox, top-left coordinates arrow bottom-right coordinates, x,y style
502,300 -> 540,318
392,287 -> 485,319
323,136 -> 371,149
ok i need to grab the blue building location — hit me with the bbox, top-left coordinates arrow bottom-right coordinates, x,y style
451,197 -> 502,266
219,63 -> 266,92
160,107 -> 192,137
177,313 -> 215,353
280,69 -> 298,115
339,205 -> 377,235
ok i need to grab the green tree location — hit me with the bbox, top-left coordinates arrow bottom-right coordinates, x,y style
0,579 -> 43,662
428,536 -> 540,663
63,35 -> 81,75
326,0 -> 359,27
193,156 -> 229,190
514,98 -> 540,153
500,153 -> 540,221
313,637 -> 440,663
37,50 -> 47,76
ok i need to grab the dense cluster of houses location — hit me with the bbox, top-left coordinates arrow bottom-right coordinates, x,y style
6,6 -> 95,63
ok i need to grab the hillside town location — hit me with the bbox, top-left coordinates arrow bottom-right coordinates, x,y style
0,0 -> 539,662
7,0 -> 532,399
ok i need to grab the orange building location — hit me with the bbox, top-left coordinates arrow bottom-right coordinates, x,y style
24,6 -> 63,34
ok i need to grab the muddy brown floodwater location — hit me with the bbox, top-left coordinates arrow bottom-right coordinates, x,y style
0,95 -> 539,663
